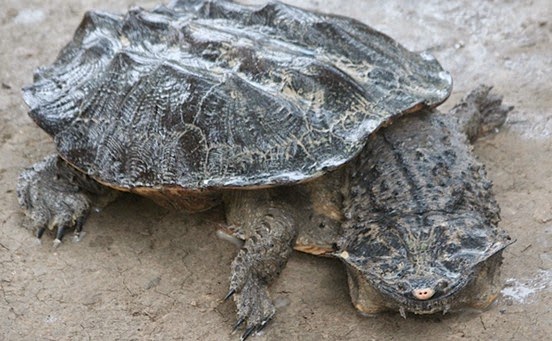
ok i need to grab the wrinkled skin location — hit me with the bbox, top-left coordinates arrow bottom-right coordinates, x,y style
220,86 -> 513,336
18,84 -> 511,339
17,1 -> 512,339
334,86 -> 512,316
17,155 -> 117,244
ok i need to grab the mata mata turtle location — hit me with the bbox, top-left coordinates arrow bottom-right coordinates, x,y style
17,0 -> 512,338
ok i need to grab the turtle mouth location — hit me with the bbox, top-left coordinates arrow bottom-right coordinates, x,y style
376,276 -> 473,315
345,251 -> 506,316
348,271 -> 473,316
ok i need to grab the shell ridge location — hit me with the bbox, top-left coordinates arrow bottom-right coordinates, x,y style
27,0 -> 453,189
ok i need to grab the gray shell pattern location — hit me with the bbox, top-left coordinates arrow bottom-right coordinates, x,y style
23,0 -> 452,189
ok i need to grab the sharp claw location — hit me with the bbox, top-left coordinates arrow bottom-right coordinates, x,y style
55,225 -> 66,241
73,231 -> 86,242
232,317 -> 245,333
52,238 -> 62,248
73,217 -> 85,242
241,325 -> 256,341
36,227 -> 46,239
74,216 -> 85,234
257,317 -> 271,333
224,289 -> 236,301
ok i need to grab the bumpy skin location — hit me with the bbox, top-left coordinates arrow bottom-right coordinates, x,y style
22,0 -> 451,191
16,0 -> 511,339
17,155 -> 116,244
336,86 -> 512,315
216,87 -> 512,339
223,190 -> 298,338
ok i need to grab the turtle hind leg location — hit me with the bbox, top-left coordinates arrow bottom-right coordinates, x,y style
17,154 -> 116,246
450,85 -> 514,142
223,190 -> 298,339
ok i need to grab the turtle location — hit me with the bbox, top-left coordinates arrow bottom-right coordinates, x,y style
17,0 -> 513,339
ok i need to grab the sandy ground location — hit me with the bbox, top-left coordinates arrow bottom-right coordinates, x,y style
1,0 -> 550,340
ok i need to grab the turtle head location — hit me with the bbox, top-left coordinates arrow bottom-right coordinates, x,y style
335,214 -> 512,316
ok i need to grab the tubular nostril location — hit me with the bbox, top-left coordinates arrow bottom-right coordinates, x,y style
412,288 -> 435,300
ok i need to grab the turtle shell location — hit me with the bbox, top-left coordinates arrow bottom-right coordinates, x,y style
23,0 -> 452,190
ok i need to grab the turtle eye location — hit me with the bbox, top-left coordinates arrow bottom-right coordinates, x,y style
437,280 -> 449,290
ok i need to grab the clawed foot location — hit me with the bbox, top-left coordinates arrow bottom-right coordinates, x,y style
224,209 -> 296,340
17,155 -> 93,246
225,242 -> 278,340
451,85 -> 514,141
36,214 -> 88,247
225,272 -> 275,340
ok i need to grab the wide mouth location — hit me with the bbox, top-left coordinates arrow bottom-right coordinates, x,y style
376,275 -> 473,314
346,252 -> 505,316
351,271 -> 473,315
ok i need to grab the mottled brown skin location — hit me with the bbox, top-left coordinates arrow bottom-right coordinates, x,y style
336,86 -> 512,316
218,87 -> 512,328
17,156 -> 117,243
17,88 -> 511,338
16,1 -> 512,340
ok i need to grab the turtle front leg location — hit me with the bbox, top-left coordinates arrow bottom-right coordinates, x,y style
223,190 -> 298,340
17,154 -> 117,246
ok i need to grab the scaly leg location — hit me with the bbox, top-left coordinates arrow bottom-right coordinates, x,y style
17,154 -> 117,246
223,190 -> 298,340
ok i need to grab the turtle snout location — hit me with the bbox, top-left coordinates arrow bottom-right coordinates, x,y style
412,287 -> 435,300
411,279 -> 449,300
